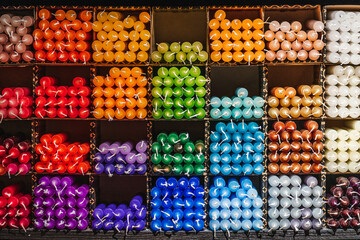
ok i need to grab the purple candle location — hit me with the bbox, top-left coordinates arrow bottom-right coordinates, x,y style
135,164 -> 147,174
43,186 -> 55,197
130,198 -> 141,210
113,208 -> 125,219
114,220 -> 124,231
109,142 -> 121,155
76,197 -> 88,208
104,153 -> 115,164
115,153 -> 126,164
55,207 -> 66,219
67,208 -> 77,219
50,176 -> 61,192
125,151 -> 137,164
43,197 -> 55,208
94,152 -> 104,163
119,142 -> 133,155
76,185 -> 89,198
34,207 -> 45,218
78,219 -> 88,230
98,142 -> 111,154
92,219 -> 103,230
45,208 -> 55,220
66,186 -> 77,198
54,197 -> 66,209
61,176 -> 75,189
136,140 -> 147,153
135,206 -> 147,219
56,219 -> 66,229
77,208 -> 88,219
115,164 -> 125,175
66,197 -> 77,208
94,163 -> 105,174
124,164 -> 136,175
34,218 -> 44,229
134,219 -> 146,230
136,153 -> 147,164
34,186 -> 44,197
66,218 -> 77,230
105,164 -> 115,177
44,219 -> 56,229
38,176 -> 51,187
33,197 -> 44,208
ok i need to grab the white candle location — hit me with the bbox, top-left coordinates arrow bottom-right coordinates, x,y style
348,161 -> 359,173
338,97 -> 349,107
326,161 -> 338,172
337,140 -> 349,151
325,96 -> 338,107
325,75 -> 339,85
339,32 -> 351,43
338,86 -> 350,96
355,66 -> 360,77
325,128 -> 338,140
328,65 -> 344,76
327,42 -> 340,52
338,161 -> 349,172
337,129 -> 350,140
339,20 -> 351,32
326,86 -> 339,96
348,140 -> 359,151
329,11 -> 346,20
349,129 -> 360,140
349,86 -> 360,97
326,107 -> 339,117
350,54 -> 360,65
338,107 -> 350,118
325,140 -> 338,151
337,151 -> 349,162
326,19 -> 340,31
327,30 -> 341,42
344,66 -> 355,76
340,53 -> 351,64
350,43 -> 360,54
349,107 -> 360,118
327,52 -> 340,63
338,75 -> 350,85
349,98 -> 359,108
325,151 -> 338,162
349,151 -> 360,161
349,76 -> 360,86
351,33 -> 360,44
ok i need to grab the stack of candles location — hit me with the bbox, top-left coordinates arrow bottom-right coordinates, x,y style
34,9 -> 92,63
209,177 -> 263,234
325,121 -> 360,173
35,76 -> 90,119
326,11 -> 360,64
0,13 -> 34,63
151,132 -> 205,175
0,185 -> 31,230
92,11 -> 151,63
0,134 -> 31,177
151,66 -> 206,119
325,65 -> 360,118
210,87 -> 265,119
209,10 -> 265,63
150,177 -> 205,231
268,175 -> 323,231
265,20 -> 324,62
210,121 -> 264,175
92,195 -> 146,232
268,120 -> 323,174
34,133 -> 90,174
33,176 -> 89,230
151,41 -> 208,64
0,87 -> 33,120
92,67 -> 148,120
327,176 -> 360,229
94,140 -> 147,176
268,85 -> 323,119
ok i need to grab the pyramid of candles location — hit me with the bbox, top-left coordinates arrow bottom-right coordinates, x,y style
265,20 -> 324,62
326,11 -> 360,65
210,121 -> 264,175
34,133 -> 90,174
209,177 -> 263,232
151,132 -> 205,175
0,13 -> 34,63
33,176 -> 89,230
0,87 -> 33,119
94,140 -> 147,176
35,76 -> 90,119
92,67 -> 147,120
151,41 -> 208,64
209,10 -> 265,63
268,85 -> 323,118
34,9 -> 92,63
92,195 -> 146,232
267,175 -> 323,231
327,176 -> 360,229
0,185 -> 31,230
150,177 -> 205,231
325,65 -> 360,118
325,121 -> 360,173
0,134 -> 31,177
151,66 -> 206,119
92,11 -> 150,63
268,120 -> 323,174
210,87 -> 264,119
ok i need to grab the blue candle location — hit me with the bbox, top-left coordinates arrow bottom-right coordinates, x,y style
220,198 -> 231,209
254,131 -> 264,142
220,209 -> 231,219
253,153 -> 263,163
230,208 -> 242,220
253,219 -> 263,231
209,187 -> 219,198
226,121 -> 237,133
253,163 -> 264,174
220,143 -> 231,154
210,153 -> 221,163
219,187 -> 231,198
151,209 -> 161,220
162,219 -> 173,231
254,142 -> 264,152
242,219 -> 252,231
161,208 -> 173,219
220,153 -> 232,164
210,131 -> 221,142
210,164 -> 221,174
232,132 -> 242,143
172,198 -> 184,209
231,219 -> 242,231
210,143 -> 220,153
231,154 -> 241,164
231,142 -> 242,153
209,219 -> 220,231
210,209 -> 220,220
243,164 -> 253,175
228,178 -> 240,191
231,164 -> 242,175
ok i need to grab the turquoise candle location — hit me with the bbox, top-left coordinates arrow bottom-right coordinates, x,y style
231,97 -> 242,108
210,108 -> 222,119
235,88 -> 248,98
221,97 -> 232,108
221,108 -> 232,119
253,108 -> 264,118
210,97 -> 221,108
253,96 -> 265,107
243,97 -> 253,108
243,108 -> 253,119
231,108 -> 242,119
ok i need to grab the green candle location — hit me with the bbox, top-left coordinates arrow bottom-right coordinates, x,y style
184,142 -> 195,153
151,142 -> 161,153
194,153 -> 205,164
156,133 -> 168,144
194,165 -> 205,175
168,132 -> 179,145
172,164 -> 183,174
162,154 -> 172,165
151,153 -> 162,164
184,164 -> 194,175
183,153 -> 194,164
172,153 -> 183,165
179,132 -> 189,144
162,142 -> 173,153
